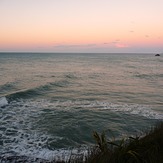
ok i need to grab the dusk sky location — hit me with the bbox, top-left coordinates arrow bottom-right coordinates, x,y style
0,0 -> 163,53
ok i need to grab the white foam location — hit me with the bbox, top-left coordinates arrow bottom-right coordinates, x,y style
109,103 -> 163,119
0,98 -> 162,161
12,146 -> 88,161
13,99 -> 163,120
49,100 -> 163,119
0,97 -> 8,107
87,101 -> 163,119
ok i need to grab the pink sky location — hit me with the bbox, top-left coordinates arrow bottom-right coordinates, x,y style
0,0 -> 163,53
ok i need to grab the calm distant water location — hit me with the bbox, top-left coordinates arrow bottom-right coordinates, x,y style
0,53 -> 163,160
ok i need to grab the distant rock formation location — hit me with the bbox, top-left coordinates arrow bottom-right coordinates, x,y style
155,54 -> 160,56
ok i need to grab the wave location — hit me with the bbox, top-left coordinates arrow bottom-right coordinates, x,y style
1,97 -> 162,121
0,98 -> 88,161
0,98 -> 162,160
0,83 -> 16,92
135,73 -> 163,79
0,146 -> 88,162
3,98 -> 162,120
50,100 -> 163,120
5,89 -> 41,101
0,97 -> 8,108
3,80 -> 70,101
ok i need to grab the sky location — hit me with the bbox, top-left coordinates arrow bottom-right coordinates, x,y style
0,0 -> 163,53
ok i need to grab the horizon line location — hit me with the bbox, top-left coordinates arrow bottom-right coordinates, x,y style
0,51 -> 159,54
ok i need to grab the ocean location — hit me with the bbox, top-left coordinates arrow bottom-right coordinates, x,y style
0,53 -> 163,160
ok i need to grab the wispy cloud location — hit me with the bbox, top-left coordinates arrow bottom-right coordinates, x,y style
53,43 -> 97,48
109,40 -> 129,48
103,42 -> 108,45
115,43 -> 129,48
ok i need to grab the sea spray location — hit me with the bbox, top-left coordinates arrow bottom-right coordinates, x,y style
0,97 -> 8,108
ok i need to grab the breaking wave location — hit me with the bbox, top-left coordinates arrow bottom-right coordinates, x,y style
0,98 -> 162,160
0,97 -> 8,108
3,79 -> 70,101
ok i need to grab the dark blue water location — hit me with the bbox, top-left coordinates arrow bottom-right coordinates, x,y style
0,53 -> 162,160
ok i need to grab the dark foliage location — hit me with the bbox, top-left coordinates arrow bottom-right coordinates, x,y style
1,122 -> 163,163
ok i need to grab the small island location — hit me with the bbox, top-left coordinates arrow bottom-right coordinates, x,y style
155,54 -> 160,56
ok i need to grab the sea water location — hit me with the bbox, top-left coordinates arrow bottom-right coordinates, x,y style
0,53 -> 163,160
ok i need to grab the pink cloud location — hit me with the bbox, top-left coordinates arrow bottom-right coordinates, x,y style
115,43 -> 129,48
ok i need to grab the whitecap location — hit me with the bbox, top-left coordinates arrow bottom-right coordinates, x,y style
84,101 -> 163,120
0,97 -> 8,108
11,99 -> 163,120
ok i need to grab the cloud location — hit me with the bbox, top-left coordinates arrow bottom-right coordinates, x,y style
111,39 -> 120,44
109,39 -> 129,48
53,43 -> 97,49
99,40 -> 131,49
115,43 -> 129,48
115,39 -> 120,42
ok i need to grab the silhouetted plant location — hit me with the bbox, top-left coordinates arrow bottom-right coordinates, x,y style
93,131 -> 108,153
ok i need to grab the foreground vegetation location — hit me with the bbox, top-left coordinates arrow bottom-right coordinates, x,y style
0,122 -> 163,163
61,121 -> 163,163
